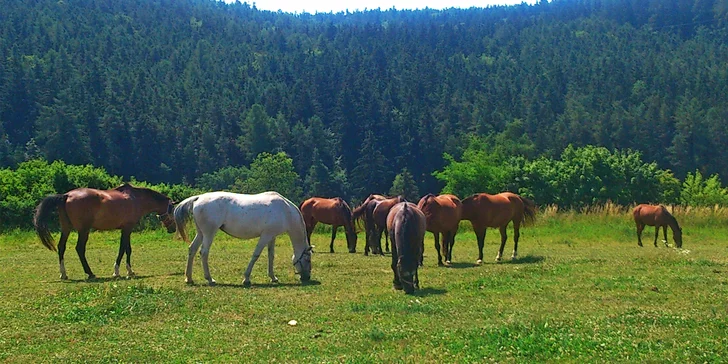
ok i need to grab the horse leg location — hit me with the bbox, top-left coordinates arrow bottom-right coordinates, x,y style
512,222 -> 521,260
364,226 -> 371,256
306,222 -> 315,248
267,237 -> 278,283
330,225 -> 338,253
185,231 -> 204,284
113,233 -> 125,278
57,229 -> 70,280
200,232 -> 218,286
662,226 -> 669,247
653,226 -> 659,247
434,232 -> 443,266
496,226 -> 507,262
476,228 -> 486,265
391,240 -> 402,290
243,234 -> 274,287
75,229 -> 95,280
376,227 -> 385,255
123,228 -> 135,277
448,231 -> 456,264
636,223 -> 644,247
385,229 -> 390,252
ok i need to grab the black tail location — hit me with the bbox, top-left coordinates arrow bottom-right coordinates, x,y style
33,194 -> 67,251
520,196 -> 537,225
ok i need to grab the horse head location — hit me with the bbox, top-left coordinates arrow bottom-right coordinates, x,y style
293,245 -> 313,282
158,201 -> 177,234
674,227 -> 683,248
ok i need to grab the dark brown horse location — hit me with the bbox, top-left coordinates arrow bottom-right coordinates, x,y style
352,194 -> 387,255
461,192 -> 536,263
370,196 -> 406,255
633,204 -> 683,248
387,202 -> 426,294
33,183 -> 176,280
300,197 -> 357,253
417,193 -> 462,266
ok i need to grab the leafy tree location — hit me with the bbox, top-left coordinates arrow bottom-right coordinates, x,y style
389,168 -> 419,202
681,170 -> 728,206
233,152 -> 303,203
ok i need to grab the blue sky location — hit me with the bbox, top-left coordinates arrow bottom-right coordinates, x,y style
224,0 -> 536,14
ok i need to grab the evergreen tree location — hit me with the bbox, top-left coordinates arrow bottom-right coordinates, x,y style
389,168 -> 419,202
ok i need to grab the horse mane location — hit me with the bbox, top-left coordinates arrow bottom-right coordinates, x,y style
120,183 -> 170,204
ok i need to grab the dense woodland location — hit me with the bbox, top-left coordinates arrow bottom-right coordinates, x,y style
1,0 -> 728,204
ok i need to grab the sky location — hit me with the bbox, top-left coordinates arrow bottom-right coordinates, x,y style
224,0 -> 537,14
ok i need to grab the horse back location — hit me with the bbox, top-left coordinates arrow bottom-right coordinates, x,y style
63,188 -> 138,230
461,193 -> 519,227
417,194 -> 462,232
301,197 -> 351,226
633,204 -> 669,226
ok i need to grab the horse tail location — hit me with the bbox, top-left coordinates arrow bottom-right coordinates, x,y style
33,194 -> 68,251
174,195 -> 199,244
395,204 -> 416,269
519,196 -> 537,225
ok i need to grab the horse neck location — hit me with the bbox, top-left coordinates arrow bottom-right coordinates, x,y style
460,199 -> 475,221
289,210 -> 310,256
133,189 -> 167,215
666,214 -> 680,232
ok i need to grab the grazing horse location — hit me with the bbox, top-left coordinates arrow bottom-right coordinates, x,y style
461,192 -> 536,264
370,196 -> 406,255
300,197 -> 357,253
352,194 -> 387,253
174,191 -> 312,286
387,202 -> 426,294
633,204 -> 683,248
417,193 -> 462,266
33,183 -> 176,280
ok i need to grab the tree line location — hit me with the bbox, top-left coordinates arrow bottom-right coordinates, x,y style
1,0 -> 728,209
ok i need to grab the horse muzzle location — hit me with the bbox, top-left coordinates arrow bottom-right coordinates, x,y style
300,272 -> 311,282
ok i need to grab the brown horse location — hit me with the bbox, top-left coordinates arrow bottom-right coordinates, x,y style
370,196 -> 406,255
33,183 -> 176,280
461,192 -> 536,264
633,204 -> 683,248
352,194 -> 387,255
417,193 -> 462,266
300,197 -> 357,253
387,202 -> 426,294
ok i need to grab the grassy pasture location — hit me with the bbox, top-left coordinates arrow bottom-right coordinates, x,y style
1,208 -> 727,362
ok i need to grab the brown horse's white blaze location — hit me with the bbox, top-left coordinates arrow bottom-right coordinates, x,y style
632,204 -> 683,248
33,184 -> 176,280
460,192 -> 537,263
300,197 -> 357,253
387,202 -> 426,294
417,193 -> 462,266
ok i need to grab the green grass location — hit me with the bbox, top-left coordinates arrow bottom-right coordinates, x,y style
1,212 -> 727,362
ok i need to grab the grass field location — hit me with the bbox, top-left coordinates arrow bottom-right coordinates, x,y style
1,208 -> 727,362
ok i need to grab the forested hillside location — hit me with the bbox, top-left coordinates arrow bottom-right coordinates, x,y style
1,0 -> 727,201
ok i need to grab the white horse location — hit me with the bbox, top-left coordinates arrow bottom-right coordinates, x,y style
174,191 -> 313,286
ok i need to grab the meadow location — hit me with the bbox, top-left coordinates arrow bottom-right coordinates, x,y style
1,207 -> 727,363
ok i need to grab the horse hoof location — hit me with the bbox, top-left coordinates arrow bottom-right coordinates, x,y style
271,277 -> 279,284
393,284 -> 403,291
330,250 -> 335,254
349,250 -> 356,254
437,261 -> 444,267
475,259 -> 483,265
86,275 -> 97,281
242,280 -> 252,288
185,279 -> 195,285
60,274 -> 68,280
444,261 -> 451,267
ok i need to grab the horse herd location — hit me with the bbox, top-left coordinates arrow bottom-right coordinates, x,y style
32,184 -> 683,294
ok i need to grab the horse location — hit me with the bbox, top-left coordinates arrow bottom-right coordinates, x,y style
300,197 -> 357,253
352,194 -> 387,253
33,183 -> 176,280
461,192 -> 536,264
370,196 -> 406,255
174,191 -> 313,286
633,204 -> 683,248
417,193 -> 462,266
387,202 -> 426,294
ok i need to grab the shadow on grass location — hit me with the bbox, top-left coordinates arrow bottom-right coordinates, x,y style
410,287 -> 447,297
507,255 -> 545,264
443,262 -> 480,269
211,279 -> 323,289
53,274 -> 154,283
